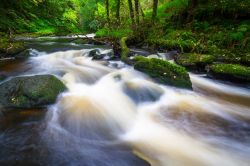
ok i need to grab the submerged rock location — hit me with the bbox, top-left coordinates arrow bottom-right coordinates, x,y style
129,48 -> 152,57
89,49 -> 100,57
14,49 -> 30,59
0,75 -> 66,109
175,53 -> 214,71
123,81 -> 164,104
134,56 -> 192,89
164,50 -> 179,60
208,64 -> 250,83
89,49 -> 114,60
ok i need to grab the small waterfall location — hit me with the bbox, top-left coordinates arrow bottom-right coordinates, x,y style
28,48 -> 250,166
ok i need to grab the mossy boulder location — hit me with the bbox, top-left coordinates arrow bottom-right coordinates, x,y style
0,36 -> 26,58
134,56 -> 192,89
208,64 -> 250,83
175,53 -> 214,71
88,49 -> 114,60
0,75 -> 66,109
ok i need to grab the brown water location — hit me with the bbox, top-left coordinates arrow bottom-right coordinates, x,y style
0,38 -> 250,166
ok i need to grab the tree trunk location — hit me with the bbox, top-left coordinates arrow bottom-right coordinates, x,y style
116,0 -> 121,24
134,0 -> 140,25
139,1 -> 145,19
152,0 -> 158,21
105,0 -> 110,25
186,0 -> 198,22
128,0 -> 135,26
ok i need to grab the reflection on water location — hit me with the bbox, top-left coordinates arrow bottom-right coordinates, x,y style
1,41 -> 250,166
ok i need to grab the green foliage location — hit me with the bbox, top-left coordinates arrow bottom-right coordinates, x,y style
193,21 -> 210,31
157,0 -> 189,21
89,20 -> 101,31
194,0 -> 250,20
0,0 -> 81,34
96,28 -> 132,38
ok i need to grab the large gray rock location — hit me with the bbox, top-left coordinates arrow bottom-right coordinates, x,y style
0,75 -> 66,109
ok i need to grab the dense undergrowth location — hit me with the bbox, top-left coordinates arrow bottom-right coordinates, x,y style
144,20 -> 250,66
0,0 -> 82,35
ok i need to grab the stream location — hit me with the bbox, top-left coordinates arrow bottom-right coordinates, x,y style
1,36 -> 250,166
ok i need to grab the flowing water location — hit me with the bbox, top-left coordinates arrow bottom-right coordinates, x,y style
1,37 -> 250,166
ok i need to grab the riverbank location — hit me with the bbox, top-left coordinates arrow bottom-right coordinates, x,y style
95,20 -> 250,84
1,29 -> 250,86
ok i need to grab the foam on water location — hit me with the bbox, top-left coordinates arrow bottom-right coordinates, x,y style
29,48 -> 250,166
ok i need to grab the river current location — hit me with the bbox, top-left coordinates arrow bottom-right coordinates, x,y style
1,37 -> 250,166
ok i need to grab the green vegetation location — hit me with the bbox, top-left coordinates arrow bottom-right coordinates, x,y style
134,56 -> 192,89
175,53 -> 214,70
0,0 -> 83,34
0,0 -> 249,83
209,64 -> 250,82
96,28 -> 132,38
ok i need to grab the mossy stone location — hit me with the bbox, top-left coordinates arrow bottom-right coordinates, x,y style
175,53 -> 214,71
209,64 -> 250,83
0,36 -> 26,57
0,75 -> 67,109
120,37 -> 130,64
134,56 -> 192,89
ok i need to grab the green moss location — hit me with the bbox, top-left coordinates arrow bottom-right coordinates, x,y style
0,75 -> 67,109
11,95 -> 29,107
0,34 -> 25,57
176,53 -> 214,70
29,75 -> 66,102
0,35 -> 10,52
146,38 -> 196,53
120,37 -> 130,63
134,56 -> 192,89
209,64 -> 250,82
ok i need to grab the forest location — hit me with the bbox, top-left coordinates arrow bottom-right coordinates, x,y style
0,1 -> 250,166
1,0 -> 250,76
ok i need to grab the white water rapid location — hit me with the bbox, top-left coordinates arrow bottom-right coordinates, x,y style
29,48 -> 250,166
